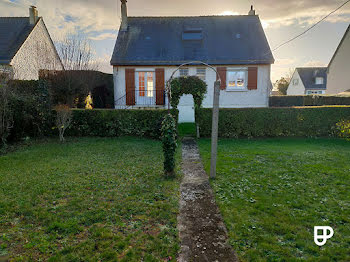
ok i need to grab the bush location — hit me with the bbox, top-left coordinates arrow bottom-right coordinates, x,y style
67,109 -> 178,139
270,95 -> 350,107
197,107 -> 350,138
0,84 -> 13,147
161,113 -> 177,177
335,120 -> 350,139
8,80 -> 54,142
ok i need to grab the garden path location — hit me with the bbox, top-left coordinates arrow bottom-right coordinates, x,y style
177,137 -> 238,262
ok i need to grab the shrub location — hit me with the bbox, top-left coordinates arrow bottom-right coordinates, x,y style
270,95 -> 350,107
0,84 -> 13,147
54,105 -> 72,142
335,120 -> 350,139
161,113 -> 177,177
169,76 -> 207,110
197,107 -> 350,138
67,109 -> 178,139
8,80 -> 54,141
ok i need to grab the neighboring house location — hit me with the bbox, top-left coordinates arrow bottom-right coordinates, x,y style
111,1 -> 274,122
327,25 -> 350,94
287,67 -> 327,95
0,6 -> 63,80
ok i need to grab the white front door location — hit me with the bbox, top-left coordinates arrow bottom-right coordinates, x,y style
135,71 -> 155,106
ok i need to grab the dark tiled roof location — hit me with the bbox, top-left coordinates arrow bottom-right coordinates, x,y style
296,67 -> 327,90
0,17 -> 35,64
111,15 -> 274,66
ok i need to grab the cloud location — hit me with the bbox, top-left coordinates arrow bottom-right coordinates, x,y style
89,32 -> 118,41
303,60 -> 328,67
257,1 -> 350,28
1,0 -> 347,76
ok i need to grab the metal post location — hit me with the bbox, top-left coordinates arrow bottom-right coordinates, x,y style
210,81 -> 221,179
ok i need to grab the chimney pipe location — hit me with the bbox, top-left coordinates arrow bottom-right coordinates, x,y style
29,6 -> 39,25
248,5 -> 256,16
120,0 -> 128,31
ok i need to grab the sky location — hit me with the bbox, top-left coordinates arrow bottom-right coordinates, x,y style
1,0 -> 350,82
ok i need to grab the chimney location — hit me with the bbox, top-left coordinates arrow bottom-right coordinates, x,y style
248,5 -> 256,15
120,0 -> 128,31
29,6 -> 39,24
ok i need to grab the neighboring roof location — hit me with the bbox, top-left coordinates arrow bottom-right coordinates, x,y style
0,17 -> 36,64
327,24 -> 350,73
296,67 -> 327,90
111,15 -> 274,66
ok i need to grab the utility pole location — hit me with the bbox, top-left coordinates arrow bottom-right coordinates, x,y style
210,80 -> 220,179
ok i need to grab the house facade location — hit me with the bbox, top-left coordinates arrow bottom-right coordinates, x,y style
111,1 -> 274,122
287,67 -> 327,95
327,25 -> 350,94
0,6 -> 63,80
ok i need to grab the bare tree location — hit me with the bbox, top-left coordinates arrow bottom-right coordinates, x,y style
47,33 -> 99,107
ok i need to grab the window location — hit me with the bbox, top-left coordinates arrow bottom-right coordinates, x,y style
226,69 -> 247,91
182,28 -> 203,41
196,68 -> 206,81
293,79 -> 299,85
137,72 -> 154,97
306,90 -> 325,95
179,68 -> 189,77
315,77 -> 324,85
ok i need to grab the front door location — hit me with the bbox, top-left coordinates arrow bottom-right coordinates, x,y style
135,71 -> 155,106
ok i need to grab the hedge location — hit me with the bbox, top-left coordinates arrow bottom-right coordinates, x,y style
8,80 -> 53,141
270,95 -> 350,107
196,107 -> 350,138
8,92 -> 177,141
66,109 -> 178,139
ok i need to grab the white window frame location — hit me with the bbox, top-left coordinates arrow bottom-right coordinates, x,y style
196,68 -> 206,81
293,79 -> 299,85
226,68 -> 248,91
179,68 -> 189,77
135,71 -> 155,98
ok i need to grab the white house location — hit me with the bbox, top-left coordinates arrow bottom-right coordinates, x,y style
327,25 -> 350,94
287,67 -> 327,95
0,6 -> 63,80
110,1 -> 274,122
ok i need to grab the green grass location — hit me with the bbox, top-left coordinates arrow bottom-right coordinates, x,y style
198,138 -> 350,261
177,123 -> 196,137
0,137 -> 180,261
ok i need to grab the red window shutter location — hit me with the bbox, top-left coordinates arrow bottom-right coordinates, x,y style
247,67 -> 258,90
125,68 -> 135,105
216,67 -> 226,90
155,68 -> 165,105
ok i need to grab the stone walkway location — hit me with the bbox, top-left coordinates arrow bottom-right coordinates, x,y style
177,137 -> 238,262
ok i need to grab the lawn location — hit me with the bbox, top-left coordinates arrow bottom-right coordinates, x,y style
198,138 -> 350,261
177,123 -> 196,137
0,137 -> 180,261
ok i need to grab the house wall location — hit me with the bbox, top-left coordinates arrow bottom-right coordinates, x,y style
113,65 -> 272,122
327,30 -> 350,94
10,19 -> 63,80
287,70 -> 305,95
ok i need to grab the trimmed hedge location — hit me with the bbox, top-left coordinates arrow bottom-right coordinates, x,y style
66,109 -> 178,139
270,95 -> 350,107
197,107 -> 350,138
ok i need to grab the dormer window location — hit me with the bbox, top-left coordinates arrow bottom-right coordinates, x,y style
182,28 -> 203,41
315,77 -> 324,85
